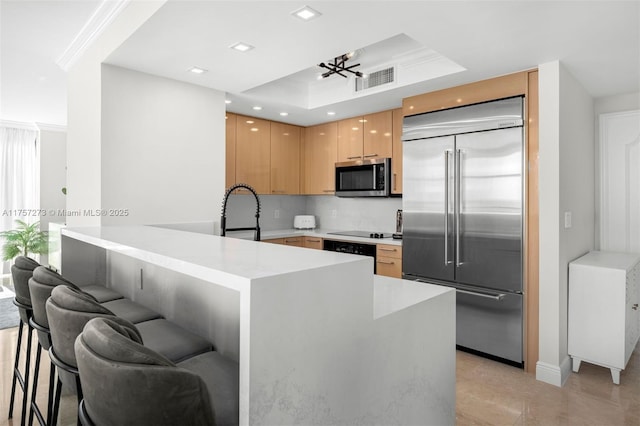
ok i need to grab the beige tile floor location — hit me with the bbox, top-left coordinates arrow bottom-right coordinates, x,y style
1,324 -> 638,426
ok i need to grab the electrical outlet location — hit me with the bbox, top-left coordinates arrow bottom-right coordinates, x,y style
331,209 -> 337,218
274,209 -> 280,219
564,211 -> 572,229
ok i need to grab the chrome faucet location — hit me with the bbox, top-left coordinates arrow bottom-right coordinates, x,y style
220,183 -> 261,241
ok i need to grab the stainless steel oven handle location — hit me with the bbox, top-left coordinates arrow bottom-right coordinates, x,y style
456,288 -> 505,301
444,150 -> 450,265
455,148 -> 462,267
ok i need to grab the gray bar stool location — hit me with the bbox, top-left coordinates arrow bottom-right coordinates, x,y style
45,285 -> 213,425
27,266 -> 161,426
7,256 -> 39,426
75,317 -> 239,426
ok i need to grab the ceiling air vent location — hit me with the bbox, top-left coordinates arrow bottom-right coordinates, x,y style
355,67 -> 395,92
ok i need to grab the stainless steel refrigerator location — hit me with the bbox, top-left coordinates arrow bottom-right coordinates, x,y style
402,97 -> 524,365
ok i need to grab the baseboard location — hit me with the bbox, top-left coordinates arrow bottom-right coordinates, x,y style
536,356 -> 572,387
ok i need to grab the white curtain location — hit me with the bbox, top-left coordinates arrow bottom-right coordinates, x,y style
0,126 -> 40,274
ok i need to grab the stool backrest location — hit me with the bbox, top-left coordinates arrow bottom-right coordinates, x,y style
11,256 -> 40,307
75,317 -> 215,426
28,266 -> 92,330
45,285 -> 127,368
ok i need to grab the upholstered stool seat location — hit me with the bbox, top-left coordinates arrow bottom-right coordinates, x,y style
75,317 -> 239,426
30,266 -> 161,325
29,266 -> 123,303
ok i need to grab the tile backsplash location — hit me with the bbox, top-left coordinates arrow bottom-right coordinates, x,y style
224,194 -> 402,233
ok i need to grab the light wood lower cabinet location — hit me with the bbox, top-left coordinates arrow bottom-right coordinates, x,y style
262,237 -> 303,247
376,244 -> 402,278
262,238 -> 284,245
303,236 -> 323,250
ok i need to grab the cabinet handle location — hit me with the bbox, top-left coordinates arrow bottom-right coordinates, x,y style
323,189 -> 333,193
377,260 -> 395,265
347,156 -> 362,160
393,173 -> 397,191
306,239 -> 321,242
272,190 -> 285,194
364,153 -> 378,158
379,247 -> 397,252
285,239 -> 300,243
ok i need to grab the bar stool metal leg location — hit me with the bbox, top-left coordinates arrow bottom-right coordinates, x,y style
8,317 -> 25,419
8,305 -> 34,426
28,318 -> 54,426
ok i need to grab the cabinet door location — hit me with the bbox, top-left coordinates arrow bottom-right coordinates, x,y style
236,116 -> 271,194
391,108 -> 403,194
271,122 -> 300,194
303,122 -> 338,195
376,244 -> 402,278
303,236 -> 323,250
337,117 -> 364,162
225,112 -> 237,189
363,110 -> 393,159
283,237 -> 303,247
263,238 -> 284,244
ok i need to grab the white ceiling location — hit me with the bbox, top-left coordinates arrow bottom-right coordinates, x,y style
2,0 -> 639,127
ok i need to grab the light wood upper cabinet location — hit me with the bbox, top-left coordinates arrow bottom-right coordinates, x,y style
235,115 -> 271,194
270,122 -> 300,195
225,112 -> 237,190
303,122 -> 338,195
391,108 -> 403,194
337,111 -> 392,162
337,117 -> 364,162
363,110 -> 393,159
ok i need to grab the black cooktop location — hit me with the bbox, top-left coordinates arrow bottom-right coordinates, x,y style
327,231 -> 391,239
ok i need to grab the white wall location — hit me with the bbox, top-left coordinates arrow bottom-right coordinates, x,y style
100,65 -> 225,225
39,129 -> 67,264
537,61 -> 595,387
66,1 -> 166,226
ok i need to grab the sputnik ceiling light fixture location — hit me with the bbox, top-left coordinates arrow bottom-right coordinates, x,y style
318,52 -> 364,79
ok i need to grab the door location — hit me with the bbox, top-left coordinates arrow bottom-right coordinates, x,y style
403,135 -> 455,282
456,285 -> 523,364
454,127 -> 523,292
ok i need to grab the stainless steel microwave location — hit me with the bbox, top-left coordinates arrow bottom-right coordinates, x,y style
335,158 -> 390,197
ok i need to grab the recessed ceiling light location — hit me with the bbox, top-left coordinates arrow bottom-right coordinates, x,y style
292,5 -> 321,21
279,112 -> 289,116
252,106 -> 262,111
327,111 -> 336,116
225,99 -> 232,104
188,66 -> 207,74
230,42 -> 254,52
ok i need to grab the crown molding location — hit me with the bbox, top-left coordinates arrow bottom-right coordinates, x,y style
0,120 -> 39,131
36,123 -> 68,133
56,0 -> 131,71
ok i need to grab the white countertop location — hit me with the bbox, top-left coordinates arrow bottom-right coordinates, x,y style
62,225 -> 370,290
227,228 -> 403,246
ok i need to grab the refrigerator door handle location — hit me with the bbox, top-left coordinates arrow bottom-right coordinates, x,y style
444,150 -> 452,265
455,148 -> 463,266
456,288 -> 506,301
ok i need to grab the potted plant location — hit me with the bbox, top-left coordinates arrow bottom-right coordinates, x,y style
0,219 -> 49,261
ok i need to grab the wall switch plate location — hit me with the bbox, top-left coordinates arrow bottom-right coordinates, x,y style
564,211 -> 572,229
274,209 -> 280,219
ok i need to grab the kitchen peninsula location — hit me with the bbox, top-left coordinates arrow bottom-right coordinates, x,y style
60,225 -> 455,425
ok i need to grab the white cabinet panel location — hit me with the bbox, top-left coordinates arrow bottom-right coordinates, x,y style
568,251 -> 640,384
